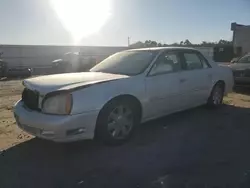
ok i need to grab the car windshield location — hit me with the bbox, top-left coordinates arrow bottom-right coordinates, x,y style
237,55 -> 250,64
90,50 -> 157,75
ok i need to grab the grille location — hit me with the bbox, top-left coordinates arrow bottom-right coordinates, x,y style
22,88 -> 40,111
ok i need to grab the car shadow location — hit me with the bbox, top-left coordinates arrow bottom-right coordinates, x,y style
1,105 -> 250,188
234,85 -> 250,95
0,77 -> 26,82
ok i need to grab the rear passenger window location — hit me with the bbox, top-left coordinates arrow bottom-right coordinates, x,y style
183,53 -> 203,70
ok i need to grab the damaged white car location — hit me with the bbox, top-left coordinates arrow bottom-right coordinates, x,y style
13,47 -> 234,144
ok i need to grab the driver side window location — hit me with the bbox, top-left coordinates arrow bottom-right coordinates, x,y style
149,52 -> 181,76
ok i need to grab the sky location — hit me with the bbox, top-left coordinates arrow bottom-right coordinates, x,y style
0,0 -> 249,46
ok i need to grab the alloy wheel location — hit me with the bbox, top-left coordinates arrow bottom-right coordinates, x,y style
212,86 -> 223,105
107,105 -> 134,139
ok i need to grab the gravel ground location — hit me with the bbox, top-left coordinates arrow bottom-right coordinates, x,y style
1,80 -> 250,187
0,79 -> 32,150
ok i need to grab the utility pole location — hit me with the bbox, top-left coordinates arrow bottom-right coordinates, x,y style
128,37 -> 130,47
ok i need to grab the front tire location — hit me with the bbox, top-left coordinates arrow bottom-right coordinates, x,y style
207,83 -> 224,107
95,99 -> 139,145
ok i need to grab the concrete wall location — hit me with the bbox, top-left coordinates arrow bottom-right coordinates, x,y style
0,45 -> 214,71
195,47 -> 214,59
0,45 -> 128,68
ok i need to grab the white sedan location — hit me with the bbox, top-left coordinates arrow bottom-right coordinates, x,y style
13,47 -> 234,144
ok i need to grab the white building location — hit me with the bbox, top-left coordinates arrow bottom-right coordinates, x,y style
231,22 -> 250,55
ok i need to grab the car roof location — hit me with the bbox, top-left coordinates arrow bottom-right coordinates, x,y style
126,47 -> 199,52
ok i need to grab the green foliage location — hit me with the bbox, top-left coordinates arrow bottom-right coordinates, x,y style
129,39 -> 233,48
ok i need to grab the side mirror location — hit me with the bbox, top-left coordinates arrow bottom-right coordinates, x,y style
230,57 -> 239,64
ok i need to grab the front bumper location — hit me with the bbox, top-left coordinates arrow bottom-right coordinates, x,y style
13,100 -> 99,142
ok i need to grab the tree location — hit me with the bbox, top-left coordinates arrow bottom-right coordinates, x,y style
202,41 -> 208,45
218,39 -> 232,45
157,43 -> 162,47
184,39 -> 192,45
150,41 -> 157,47
129,38 -> 233,48
170,43 -> 179,46
129,41 -> 145,48
200,41 -> 217,47
144,40 -> 151,47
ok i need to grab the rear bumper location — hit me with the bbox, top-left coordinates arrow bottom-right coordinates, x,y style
234,77 -> 250,85
13,100 -> 99,142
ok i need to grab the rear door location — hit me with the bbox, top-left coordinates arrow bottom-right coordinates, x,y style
178,50 -> 213,108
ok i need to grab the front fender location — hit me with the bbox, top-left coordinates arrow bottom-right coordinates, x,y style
70,76 -> 146,115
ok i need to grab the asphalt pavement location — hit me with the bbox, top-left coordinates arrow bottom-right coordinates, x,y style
1,104 -> 250,188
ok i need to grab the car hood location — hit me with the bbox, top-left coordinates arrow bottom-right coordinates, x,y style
23,72 -> 129,95
228,63 -> 250,71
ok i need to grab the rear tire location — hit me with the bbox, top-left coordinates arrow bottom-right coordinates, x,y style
95,99 -> 139,145
207,83 -> 224,107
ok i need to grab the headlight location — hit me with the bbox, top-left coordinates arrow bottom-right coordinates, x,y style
42,93 -> 72,115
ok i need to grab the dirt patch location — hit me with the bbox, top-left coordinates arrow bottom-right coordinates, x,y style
0,80 -> 32,150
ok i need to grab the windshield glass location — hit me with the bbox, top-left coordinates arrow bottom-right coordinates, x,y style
237,55 -> 250,64
90,50 -> 157,75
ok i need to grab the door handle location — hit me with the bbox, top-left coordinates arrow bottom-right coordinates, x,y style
180,78 -> 187,83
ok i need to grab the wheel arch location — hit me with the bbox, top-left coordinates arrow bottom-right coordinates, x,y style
207,80 -> 226,107
94,94 -> 143,140
95,94 -> 143,129
214,80 -> 226,92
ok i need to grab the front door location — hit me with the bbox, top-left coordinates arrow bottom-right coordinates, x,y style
145,51 -> 183,119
